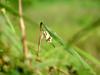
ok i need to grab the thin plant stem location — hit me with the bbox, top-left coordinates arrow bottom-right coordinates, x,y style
36,23 -> 43,62
18,0 -> 28,59
1,8 -> 16,34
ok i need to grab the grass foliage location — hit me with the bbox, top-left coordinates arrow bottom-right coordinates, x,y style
0,0 -> 100,75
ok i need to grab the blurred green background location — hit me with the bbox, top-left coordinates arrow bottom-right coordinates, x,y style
10,0 -> 100,74
0,0 -> 100,75
12,0 -> 100,58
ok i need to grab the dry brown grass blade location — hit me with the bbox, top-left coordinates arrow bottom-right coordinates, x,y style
18,0 -> 28,59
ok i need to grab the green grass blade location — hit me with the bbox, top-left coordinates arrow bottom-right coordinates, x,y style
42,23 -> 96,75
74,46 -> 100,66
68,18 -> 100,47
1,8 -> 16,34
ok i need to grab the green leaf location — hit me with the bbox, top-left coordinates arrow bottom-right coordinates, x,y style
42,23 -> 96,75
74,46 -> 100,66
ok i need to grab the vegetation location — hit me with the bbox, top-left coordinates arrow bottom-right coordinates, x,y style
0,0 -> 100,75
